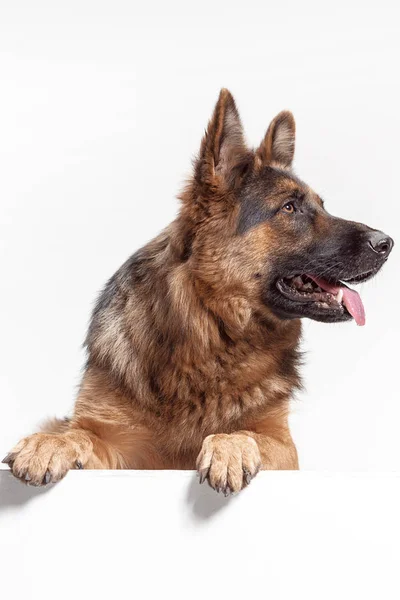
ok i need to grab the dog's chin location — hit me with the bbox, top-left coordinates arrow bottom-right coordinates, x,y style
263,265 -> 384,324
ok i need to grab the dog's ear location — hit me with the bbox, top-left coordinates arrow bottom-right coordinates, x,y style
256,111 -> 295,169
195,89 -> 249,189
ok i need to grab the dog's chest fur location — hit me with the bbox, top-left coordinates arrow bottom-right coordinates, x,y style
150,332 -> 300,434
86,232 -> 302,455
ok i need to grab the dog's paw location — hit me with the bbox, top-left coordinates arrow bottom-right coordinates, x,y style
196,433 -> 261,495
2,432 -> 92,486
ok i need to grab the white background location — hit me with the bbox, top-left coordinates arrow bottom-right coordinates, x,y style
1,469 -> 399,600
0,1 -> 399,470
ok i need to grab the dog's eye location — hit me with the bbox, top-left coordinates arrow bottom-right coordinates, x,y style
282,202 -> 295,214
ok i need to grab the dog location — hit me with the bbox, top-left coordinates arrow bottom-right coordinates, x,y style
3,89 -> 393,493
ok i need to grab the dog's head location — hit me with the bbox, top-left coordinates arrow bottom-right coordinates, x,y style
180,89 -> 393,329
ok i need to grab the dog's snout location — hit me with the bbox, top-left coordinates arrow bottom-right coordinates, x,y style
367,231 -> 394,257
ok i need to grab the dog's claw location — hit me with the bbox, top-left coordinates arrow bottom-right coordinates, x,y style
198,468 -> 208,484
75,461 -> 83,470
24,472 -> 31,482
2,453 -> 14,465
243,469 -> 252,486
223,485 -> 232,497
43,471 -> 51,485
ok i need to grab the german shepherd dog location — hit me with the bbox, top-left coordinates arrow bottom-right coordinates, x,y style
3,89 -> 393,493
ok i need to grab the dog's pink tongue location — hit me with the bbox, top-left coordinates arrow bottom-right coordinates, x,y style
308,275 -> 366,326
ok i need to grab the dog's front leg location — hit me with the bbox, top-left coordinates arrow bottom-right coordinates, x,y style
246,413 -> 299,472
196,433 -> 262,495
2,425 -> 122,486
196,418 -> 298,495
2,367 -> 164,485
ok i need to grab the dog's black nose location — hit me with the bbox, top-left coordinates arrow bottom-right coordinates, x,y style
368,231 -> 394,257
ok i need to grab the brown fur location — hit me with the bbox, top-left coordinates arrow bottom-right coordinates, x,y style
6,88 -> 382,494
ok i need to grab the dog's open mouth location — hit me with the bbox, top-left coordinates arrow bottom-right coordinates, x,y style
276,273 -> 368,326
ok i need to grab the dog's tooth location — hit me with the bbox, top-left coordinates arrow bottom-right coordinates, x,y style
293,276 -> 303,288
335,289 -> 344,304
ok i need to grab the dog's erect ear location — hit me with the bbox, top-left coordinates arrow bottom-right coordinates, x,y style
195,89 -> 249,188
256,111 -> 295,169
